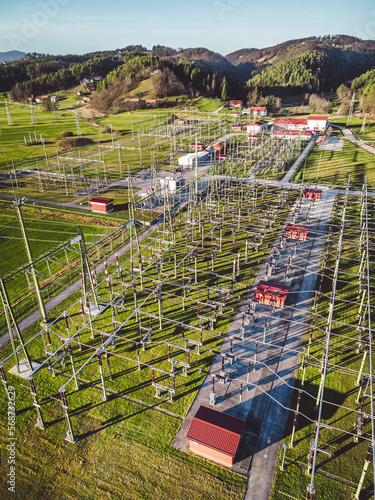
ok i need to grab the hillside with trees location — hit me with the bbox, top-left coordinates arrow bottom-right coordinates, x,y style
89,52 -> 242,113
351,69 -> 375,114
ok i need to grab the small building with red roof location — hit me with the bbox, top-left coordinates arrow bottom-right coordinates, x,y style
228,99 -> 243,108
251,106 -> 268,117
232,124 -> 243,131
89,197 -> 114,213
189,142 -> 205,151
255,281 -> 289,307
285,225 -> 309,241
304,188 -> 322,200
186,405 -> 246,467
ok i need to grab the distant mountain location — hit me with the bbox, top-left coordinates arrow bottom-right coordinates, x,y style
168,47 -> 238,78
226,36 -> 375,87
0,50 -> 26,63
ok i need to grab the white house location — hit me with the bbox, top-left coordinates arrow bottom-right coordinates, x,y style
247,120 -> 268,134
307,116 -> 328,131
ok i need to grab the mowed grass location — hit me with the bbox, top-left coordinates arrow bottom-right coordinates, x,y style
0,202 -> 119,302
0,302 -> 246,500
0,101 -> 106,168
293,135 -> 375,188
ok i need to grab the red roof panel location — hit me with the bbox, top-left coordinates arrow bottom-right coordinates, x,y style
187,406 -> 245,457
308,116 -> 328,121
89,197 -> 113,205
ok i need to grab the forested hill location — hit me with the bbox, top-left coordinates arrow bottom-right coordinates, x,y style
89,52 -> 242,113
352,68 -> 375,113
167,48 -> 238,78
246,44 -> 375,94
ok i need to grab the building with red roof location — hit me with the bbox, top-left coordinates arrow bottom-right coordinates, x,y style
187,406 -> 246,467
228,99 -> 243,108
247,120 -> 268,134
251,106 -> 268,117
273,118 -> 308,130
255,281 -> 289,307
307,116 -> 328,131
232,124 -> 243,131
189,142 -> 205,151
285,225 -> 309,241
89,197 -> 114,213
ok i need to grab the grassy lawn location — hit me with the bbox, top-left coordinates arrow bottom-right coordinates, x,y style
292,135 -> 375,188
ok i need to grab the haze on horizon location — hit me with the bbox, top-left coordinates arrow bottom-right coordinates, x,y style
0,0 -> 374,56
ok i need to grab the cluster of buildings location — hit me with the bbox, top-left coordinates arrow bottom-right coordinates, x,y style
27,95 -> 58,104
246,116 -> 329,141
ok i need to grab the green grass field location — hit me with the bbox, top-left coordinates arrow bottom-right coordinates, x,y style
293,134 -> 375,188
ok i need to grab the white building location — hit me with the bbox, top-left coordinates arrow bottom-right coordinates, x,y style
307,116 -> 328,131
247,120 -> 268,134
178,151 -> 210,168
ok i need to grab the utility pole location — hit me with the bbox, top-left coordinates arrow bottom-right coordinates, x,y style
5,99 -> 14,126
13,199 -> 48,324
346,92 -> 355,127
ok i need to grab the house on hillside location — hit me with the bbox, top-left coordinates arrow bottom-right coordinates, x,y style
251,106 -> 268,117
228,100 -> 243,108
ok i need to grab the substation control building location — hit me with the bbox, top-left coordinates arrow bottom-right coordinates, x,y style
89,197 -> 115,213
186,406 -> 246,467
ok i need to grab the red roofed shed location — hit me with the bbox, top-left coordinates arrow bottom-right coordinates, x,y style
255,280 -> 289,307
285,225 -> 309,241
89,197 -> 114,213
190,142 -> 205,151
187,406 -> 245,467
304,188 -> 322,200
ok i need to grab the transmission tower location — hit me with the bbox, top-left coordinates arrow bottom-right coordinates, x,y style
30,104 -> 38,124
5,99 -> 14,126
360,113 -> 368,135
0,277 -> 32,373
76,113 -> 81,137
346,92 -> 355,126
77,228 -> 99,310
13,199 -> 48,324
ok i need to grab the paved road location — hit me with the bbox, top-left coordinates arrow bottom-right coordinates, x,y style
331,123 -> 375,155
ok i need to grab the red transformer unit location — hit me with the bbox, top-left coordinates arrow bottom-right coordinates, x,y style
89,197 -> 114,213
304,188 -> 322,200
285,225 -> 309,241
255,280 -> 289,308
187,405 -> 245,467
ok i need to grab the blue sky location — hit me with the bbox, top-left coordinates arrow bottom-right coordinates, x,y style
1,0 -> 375,56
